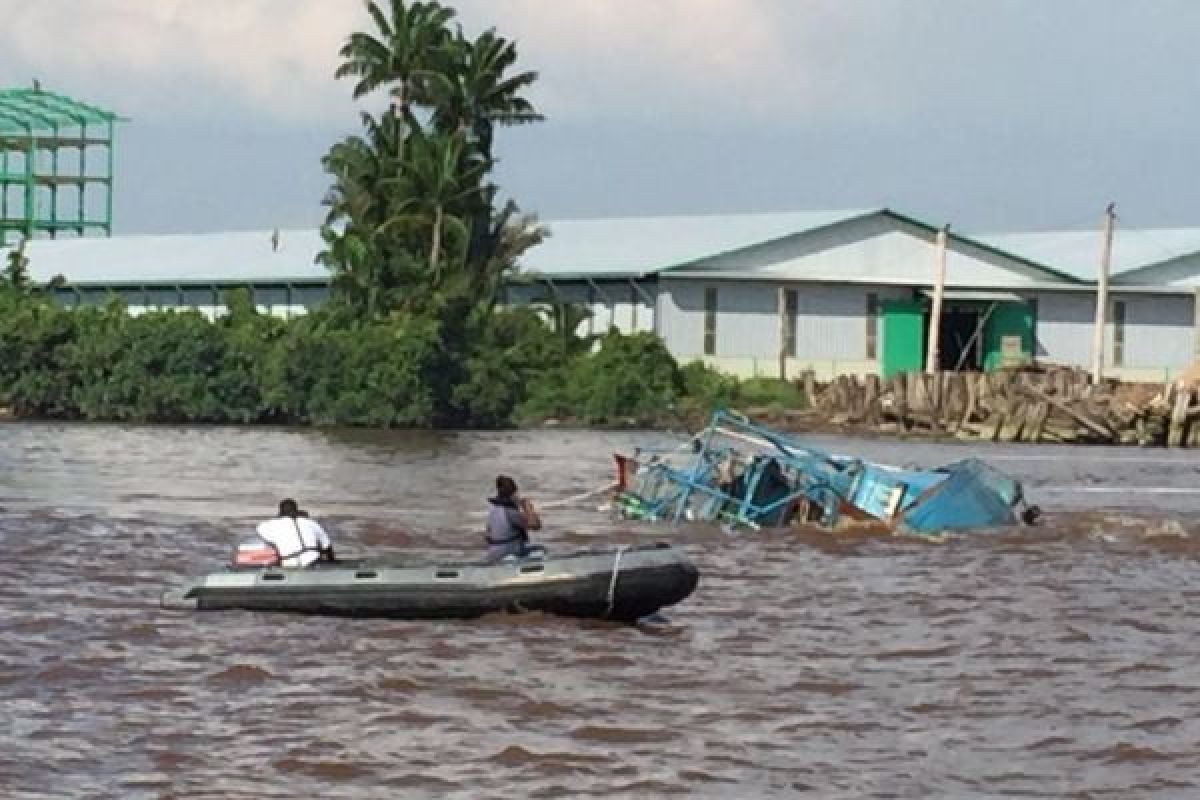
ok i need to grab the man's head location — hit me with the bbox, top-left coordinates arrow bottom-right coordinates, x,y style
278,498 -> 300,518
495,475 -> 518,500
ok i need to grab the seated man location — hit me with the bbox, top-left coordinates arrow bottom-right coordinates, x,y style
484,475 -> 542,561
256,498 -> 335,567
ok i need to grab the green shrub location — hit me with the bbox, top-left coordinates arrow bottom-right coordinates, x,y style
735,377 -> 807,409
519,331 -> 682,425
0,288 -> 786,430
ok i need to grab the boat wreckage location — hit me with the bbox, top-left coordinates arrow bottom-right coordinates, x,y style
614,411 -> 1039,535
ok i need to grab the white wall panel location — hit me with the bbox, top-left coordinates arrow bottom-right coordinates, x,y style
1120,293 -> 1193,369
1033,292 -> 1093,367
660,278 -> 909,365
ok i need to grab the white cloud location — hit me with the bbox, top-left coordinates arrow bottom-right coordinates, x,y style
454,0 -> 797,118
0,0 -> 871,126
0,0 -> 365,122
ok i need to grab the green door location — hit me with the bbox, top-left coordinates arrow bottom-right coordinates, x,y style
882,299 -> 925,379
982,301 -> 1034,371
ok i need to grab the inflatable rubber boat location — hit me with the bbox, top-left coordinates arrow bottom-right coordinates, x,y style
160,543 -> 699,623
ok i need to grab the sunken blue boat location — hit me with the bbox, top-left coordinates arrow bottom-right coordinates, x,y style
614,410 -> 1037,535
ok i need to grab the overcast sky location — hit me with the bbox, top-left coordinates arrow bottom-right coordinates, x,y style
4,0 -> 1200,236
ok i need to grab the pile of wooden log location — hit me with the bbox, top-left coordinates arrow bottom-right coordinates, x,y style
779,366 -> 1200,447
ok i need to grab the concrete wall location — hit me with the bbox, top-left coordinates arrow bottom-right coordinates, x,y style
1115,293 -> 1194,379
1033,290 -> 1194,379
1033,291 -> 1093,367
658,278 -> 909,379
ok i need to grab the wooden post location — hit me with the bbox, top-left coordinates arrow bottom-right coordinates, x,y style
893,372 -> 909,430
863,374 -> 881,426
1091,203 -> 1116,384
925,225 -> 949,374
802,370 -> 816,408
1169,385 -> 1191,447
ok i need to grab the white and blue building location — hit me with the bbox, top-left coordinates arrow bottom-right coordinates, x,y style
10,208 -> 1200,382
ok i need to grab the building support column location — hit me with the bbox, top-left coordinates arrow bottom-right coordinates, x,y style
925,225 -> 949,373
1193,286 -> 1200,364
23,133 -> 35,239
777,286 -> 787,381
586,278 -> 617,333
1091,203 -> 1116,384
627,278 -> 656,333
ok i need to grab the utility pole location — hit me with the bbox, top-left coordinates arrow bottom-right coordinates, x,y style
925,225 -> 949,373
1091,203 -> 1116,384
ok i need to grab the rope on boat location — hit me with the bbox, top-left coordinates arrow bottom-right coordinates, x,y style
465,482 -> 618,518
537,482 -> 618,511
605,545 -> 629,618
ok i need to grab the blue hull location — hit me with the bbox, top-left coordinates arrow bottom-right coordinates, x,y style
900,459 -> 1022,534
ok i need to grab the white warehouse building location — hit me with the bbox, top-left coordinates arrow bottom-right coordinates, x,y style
9,207 -> 1200,381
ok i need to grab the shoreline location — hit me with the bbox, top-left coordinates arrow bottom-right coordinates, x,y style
5,407 -> 1200,450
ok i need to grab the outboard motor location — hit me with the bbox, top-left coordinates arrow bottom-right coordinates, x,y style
231,535 -> 281,568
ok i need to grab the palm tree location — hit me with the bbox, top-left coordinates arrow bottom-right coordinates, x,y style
320,111 -> 427,315
530,292 -> 596,356
430,28 -> 542,161
334,0 -> 456,124
381,130 -> 486,281
464,199 -> 546,311
321,2 -> 545,319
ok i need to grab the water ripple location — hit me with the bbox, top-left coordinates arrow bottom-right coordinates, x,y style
3,423 -> 1200,797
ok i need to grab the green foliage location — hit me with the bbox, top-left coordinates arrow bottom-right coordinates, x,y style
0,3 -> 750,431
0,287 -> 786,429
735,377 -> 808,409
0,293 -> 80,417
4,240 -> 31,290
679,361 -> 740,413
321,0 -> 544,324
518,332 -> 683,426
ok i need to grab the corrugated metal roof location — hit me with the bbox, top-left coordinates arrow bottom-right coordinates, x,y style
12,212 -> 1200,290
15,210 -> 881,286
662,210 -> 1083,286
22,229 -> 328,285
518,209 -> 876,277
979,227 -> 1200,282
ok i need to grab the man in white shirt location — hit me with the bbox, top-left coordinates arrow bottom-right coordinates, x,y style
256,498 -> 335,567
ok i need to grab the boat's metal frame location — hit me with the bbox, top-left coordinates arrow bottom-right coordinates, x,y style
615,410 -> 1033,534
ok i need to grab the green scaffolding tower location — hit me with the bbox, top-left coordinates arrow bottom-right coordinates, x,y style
0,87 -> 122,245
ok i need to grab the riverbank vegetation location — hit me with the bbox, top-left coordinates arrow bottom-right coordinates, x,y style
0,278 -> 799,427
0,0 -> 801,429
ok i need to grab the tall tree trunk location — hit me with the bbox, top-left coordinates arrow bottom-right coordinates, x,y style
431,205 -> 443,275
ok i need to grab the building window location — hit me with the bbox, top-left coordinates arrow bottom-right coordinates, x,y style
703,287 -> 718,356
1112,299 -> 1125,367
866,292 -> 879,359
783,288 -> 798,357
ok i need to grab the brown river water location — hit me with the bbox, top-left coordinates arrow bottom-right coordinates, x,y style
3,421 -> 1200,798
